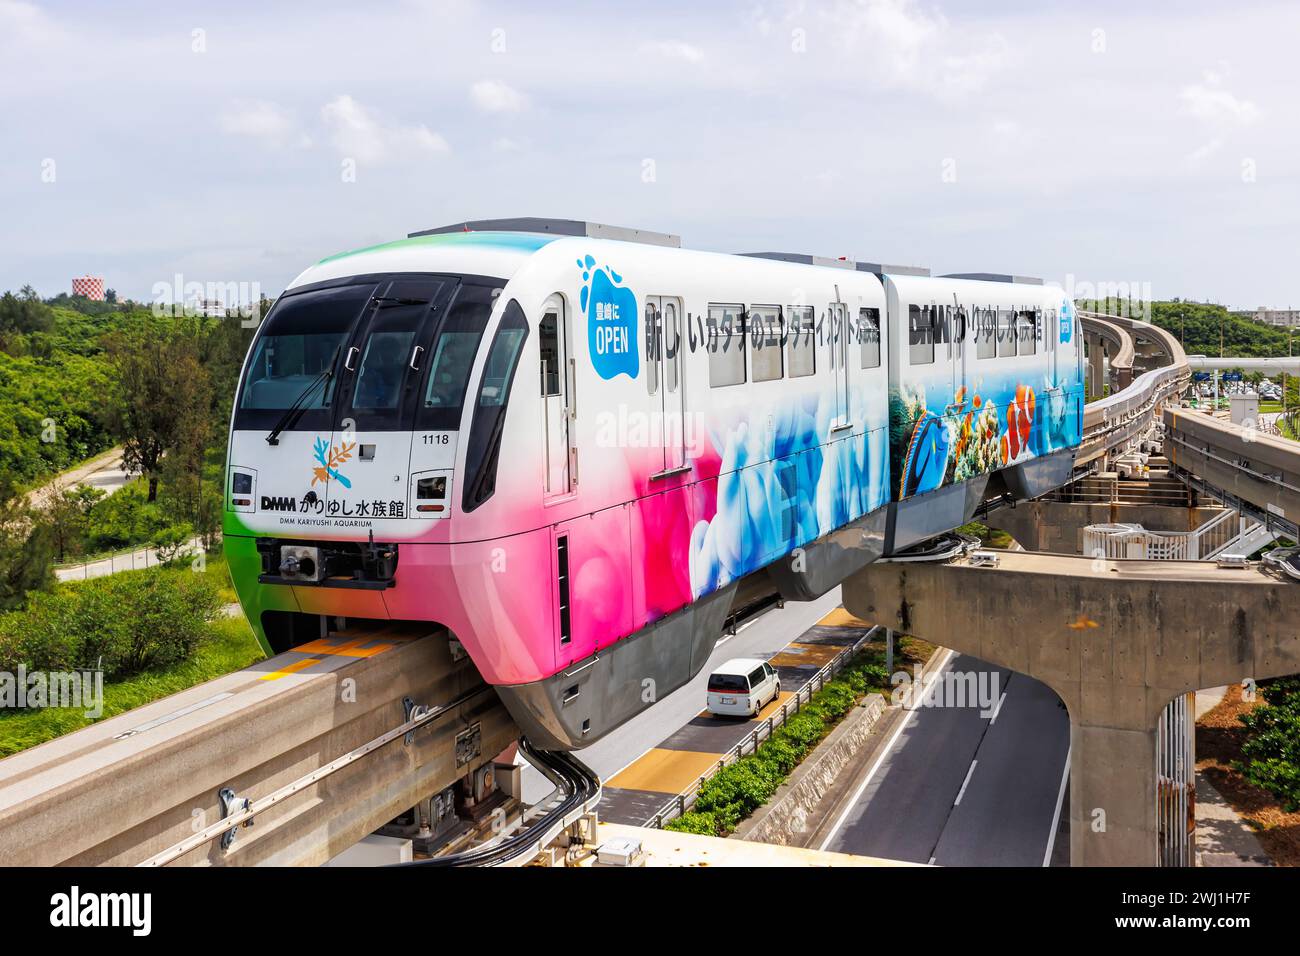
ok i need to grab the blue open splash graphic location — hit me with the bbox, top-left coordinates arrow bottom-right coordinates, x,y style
578,255 -> 639,381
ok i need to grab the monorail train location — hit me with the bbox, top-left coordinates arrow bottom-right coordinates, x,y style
224,218 -> 1083,749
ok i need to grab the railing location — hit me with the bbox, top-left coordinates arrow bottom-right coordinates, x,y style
1081,508 -> 1257,561
645,626 -> 880,829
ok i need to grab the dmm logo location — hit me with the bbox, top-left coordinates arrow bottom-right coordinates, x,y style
261,495 -> 297,512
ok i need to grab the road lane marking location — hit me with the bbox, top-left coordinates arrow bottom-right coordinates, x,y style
989,691 -> 1007,724
818,648 -> 955,852
1043,743 -> 1072,867
954,759 -> 978,806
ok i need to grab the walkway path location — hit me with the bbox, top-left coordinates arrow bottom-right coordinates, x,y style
26,446 -> 128,510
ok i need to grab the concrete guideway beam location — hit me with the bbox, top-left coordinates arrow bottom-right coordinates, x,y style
1165,406 -> 1300,534
1082,316 -> 1134,395
0,624 -> 519,866
841,551 -> 1300,866
1076,313 -> 1189,469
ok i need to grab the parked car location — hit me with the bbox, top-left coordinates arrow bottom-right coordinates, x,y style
706,658 -> 781,717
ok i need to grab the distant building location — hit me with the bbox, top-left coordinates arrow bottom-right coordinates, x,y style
71,275 -> 105,301
1250,307 -> 1300,328
185,296 -> 227,318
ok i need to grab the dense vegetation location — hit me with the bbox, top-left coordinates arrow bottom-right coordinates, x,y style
1080,298 -> 1297,358
0,289 -> 256,596
0,564 -> 224,681
1236,678 -> 1300,811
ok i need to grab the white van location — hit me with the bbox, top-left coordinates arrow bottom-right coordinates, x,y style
706,658 -> 781,717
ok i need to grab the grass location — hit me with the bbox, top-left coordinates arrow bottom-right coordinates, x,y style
0,614 -> 264,757
665,632 -> 934,838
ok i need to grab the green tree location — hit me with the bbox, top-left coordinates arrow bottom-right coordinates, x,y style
42,482 -> 104,563
103,318 -> 211,502
0,482 -> 55,610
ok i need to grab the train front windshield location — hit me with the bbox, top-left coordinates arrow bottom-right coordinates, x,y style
233,277 -> 499,433
239,284 -> 370,411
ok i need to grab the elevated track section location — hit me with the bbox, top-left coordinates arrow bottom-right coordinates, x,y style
0,624 -> 518,866
2,304 -> 1294,870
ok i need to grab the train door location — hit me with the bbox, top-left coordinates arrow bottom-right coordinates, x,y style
539,294 -> 574,498
646,295 -> 688,474
829,298 -> 850,430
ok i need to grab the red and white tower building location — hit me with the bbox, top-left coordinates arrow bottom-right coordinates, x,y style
71,275 -> 106,301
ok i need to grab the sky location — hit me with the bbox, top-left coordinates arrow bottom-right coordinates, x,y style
1,0 -> 1296,310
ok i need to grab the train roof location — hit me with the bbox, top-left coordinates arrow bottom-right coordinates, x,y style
289,217 -> 1036,293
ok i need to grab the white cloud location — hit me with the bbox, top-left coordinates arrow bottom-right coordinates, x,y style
0,0 -> 56,43
491,136 -> 523,153
641,40 -> 704,63
1186,138 -> 1224,165
470,80 -> 527,113
218,100 -> 311,148
765,0 -> 1007,98
320,94 -> 449,164
1180,71 -> 1261,126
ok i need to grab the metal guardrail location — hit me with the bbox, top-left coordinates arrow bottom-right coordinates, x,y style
645,625 -> 881,829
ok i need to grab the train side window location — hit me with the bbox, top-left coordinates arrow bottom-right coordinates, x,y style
996,309 -> 1016,358
909,304 -> 934,365
462,300 -> 529,512
1017,310 -> 1037,356
707,302 -> 746,387
859,307 -> 881,369
975,307 -> 996,360
787,305 -> 815,377
750,305 -> 783,382
539,310 -> 561,396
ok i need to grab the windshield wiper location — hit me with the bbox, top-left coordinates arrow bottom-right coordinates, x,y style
265,345 -> 342,445
371,296 -> 429,307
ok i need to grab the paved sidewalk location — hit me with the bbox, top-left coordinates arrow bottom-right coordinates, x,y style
26,446 -> 128,510
55,536 -> 206,581
1196,776 -> 1272,866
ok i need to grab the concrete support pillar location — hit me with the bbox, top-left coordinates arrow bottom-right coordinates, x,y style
1064,703 -> 1160,865
840,551 -> 1300,866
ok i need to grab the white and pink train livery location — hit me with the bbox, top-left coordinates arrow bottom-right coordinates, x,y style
224,219 -> 1083,748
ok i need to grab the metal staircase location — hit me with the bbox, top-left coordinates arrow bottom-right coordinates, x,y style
1083,507 -> 1278,562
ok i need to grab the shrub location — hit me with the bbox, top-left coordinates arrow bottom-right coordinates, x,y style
0,566 -> 222,682
1236,678 -> 1300,811
153,524 -> 196,565
666,811 -> 720,836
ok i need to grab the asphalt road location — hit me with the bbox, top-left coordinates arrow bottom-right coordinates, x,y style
821,651 -> 1070,866
520,586 -> 845,804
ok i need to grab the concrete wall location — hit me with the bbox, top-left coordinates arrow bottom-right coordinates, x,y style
988,500 -> 1222,554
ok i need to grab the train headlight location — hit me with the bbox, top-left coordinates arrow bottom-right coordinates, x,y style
411,470 -> 451,518
230,469 -> 256,512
